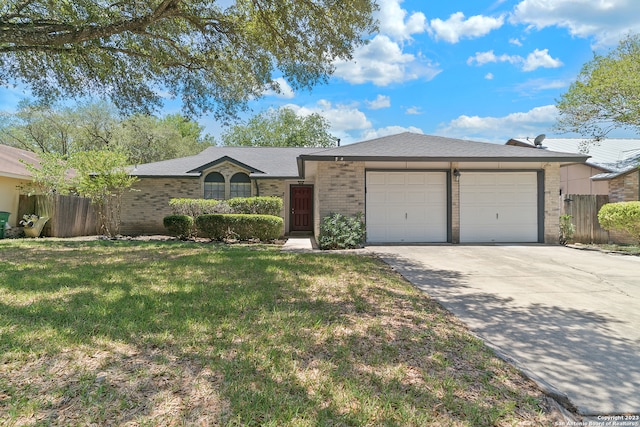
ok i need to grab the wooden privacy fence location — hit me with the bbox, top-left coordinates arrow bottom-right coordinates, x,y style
18,194 -> 97,237
561,194 -> 610,244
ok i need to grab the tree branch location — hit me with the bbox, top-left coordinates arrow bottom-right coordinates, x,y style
0,0 -> 183,47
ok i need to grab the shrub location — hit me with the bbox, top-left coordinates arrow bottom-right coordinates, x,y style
170,197 -> 282,216
598,201 -> 640,242
318,212 -> 366,250
559,214 -> 575,245
227,197 -> 283,216
196,214 -> 283,241
169,198 -> 232,217
163,215 -> 194,240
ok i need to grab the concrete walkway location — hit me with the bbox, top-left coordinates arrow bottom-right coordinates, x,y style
367,245 -> 640,416
281,237 -> 315,252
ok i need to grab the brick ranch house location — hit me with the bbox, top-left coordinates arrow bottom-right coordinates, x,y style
121,132 -> 588,244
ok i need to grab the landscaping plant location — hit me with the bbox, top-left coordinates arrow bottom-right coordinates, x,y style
598,201 -> 640,242
318,212 -> 366,250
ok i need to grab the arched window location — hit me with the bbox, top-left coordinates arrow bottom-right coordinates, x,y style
230,172 -> 251,198
204,172 -> 225,199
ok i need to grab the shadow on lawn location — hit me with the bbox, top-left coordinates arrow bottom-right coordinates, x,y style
0,241 -> 560,425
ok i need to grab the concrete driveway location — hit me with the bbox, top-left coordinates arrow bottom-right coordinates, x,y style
367,245 -> 640,416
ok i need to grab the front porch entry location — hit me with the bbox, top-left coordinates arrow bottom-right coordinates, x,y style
290,185 -> 313,233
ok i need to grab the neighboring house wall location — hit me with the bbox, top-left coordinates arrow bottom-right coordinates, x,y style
560,164 -> 609,196
608,169 -> 640,202
0,176 -> 30,227
121,177 -> 201,235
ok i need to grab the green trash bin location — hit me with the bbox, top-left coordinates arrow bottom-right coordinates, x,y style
0,211 -> 10,239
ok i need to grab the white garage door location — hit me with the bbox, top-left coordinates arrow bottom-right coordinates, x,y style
366,171 -> 447,243
460,172 -> 539,243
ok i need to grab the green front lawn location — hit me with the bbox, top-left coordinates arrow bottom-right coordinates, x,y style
0,240 -> 557,426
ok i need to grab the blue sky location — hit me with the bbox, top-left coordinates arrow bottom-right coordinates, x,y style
2,0 -> 640,145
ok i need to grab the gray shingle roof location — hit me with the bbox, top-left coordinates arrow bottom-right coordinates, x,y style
508,137 -> 640,178
131,133 -> 590,179
304,132 -> 589,162
130,146 -> 321,178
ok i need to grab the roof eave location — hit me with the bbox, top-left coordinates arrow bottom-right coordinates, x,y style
300,155 -> 590,163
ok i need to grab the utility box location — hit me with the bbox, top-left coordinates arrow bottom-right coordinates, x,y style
0,211 -> 10,239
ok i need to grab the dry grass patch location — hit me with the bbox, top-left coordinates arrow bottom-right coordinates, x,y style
0,239 -> 564,426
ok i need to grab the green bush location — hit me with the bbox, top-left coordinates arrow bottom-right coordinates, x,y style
170,196 -> 282,216
318,212 -> 366,250
559,214 -> 575,245
163,215 -> 194,240
598,201 -> 640,242
196,214 -> 283,241
227,197 -> 283,216
169,198 -> 227,217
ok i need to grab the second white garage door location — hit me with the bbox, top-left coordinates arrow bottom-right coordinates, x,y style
460,172 -> 539,243
366,171 -> 447,243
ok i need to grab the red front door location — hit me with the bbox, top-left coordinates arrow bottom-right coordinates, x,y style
290,185 -> 313,232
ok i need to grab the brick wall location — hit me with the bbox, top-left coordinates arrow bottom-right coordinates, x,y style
450,163 -> 460,243
609,170 -> 639,202
121,177 -> 201,235
314,161 -> 365,236
544,163 -> 561,244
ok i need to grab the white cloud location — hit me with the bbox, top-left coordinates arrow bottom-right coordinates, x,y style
437,105 -> 558,142
522,48 -> 563,71
405,106 -> 422,115
284,100 -> 371,133
485,73 -> 494,80
263,77 -> 295,99
365,95 -> 391,110
467,50 -> 520,66
467,48 -> 562,71
509,38 -> 523,46
513,78 -> 569,95
376,0 -> 427,41
333,35 -> 441,86
429,12 -> 504,44
511,0 -> 640,47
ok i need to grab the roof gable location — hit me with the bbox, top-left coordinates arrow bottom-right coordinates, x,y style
131,146 -> 321,178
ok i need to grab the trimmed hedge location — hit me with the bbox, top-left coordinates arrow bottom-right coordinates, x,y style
169,196 -> 282,216
169,198 -> 228,217
196,214 -> 283,241
163,215 -> 194,240
226,197 -> 283,216
598,201 -> 640,242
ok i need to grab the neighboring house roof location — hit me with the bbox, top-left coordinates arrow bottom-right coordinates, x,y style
507,138 -> 640,180
131,133 -> 590,179
130,146 -> 322,178
0,144 -> 39,179
304,133 -> 589,163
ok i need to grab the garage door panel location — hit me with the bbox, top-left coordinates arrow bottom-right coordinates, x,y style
460,172 -> 539,243
366,171 -> 447,243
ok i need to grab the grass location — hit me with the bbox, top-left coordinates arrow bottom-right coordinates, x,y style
570,242 -> 640,255
0,239 -> 559,426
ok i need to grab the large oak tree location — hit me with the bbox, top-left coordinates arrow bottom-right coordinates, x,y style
0,0 -> 376,119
